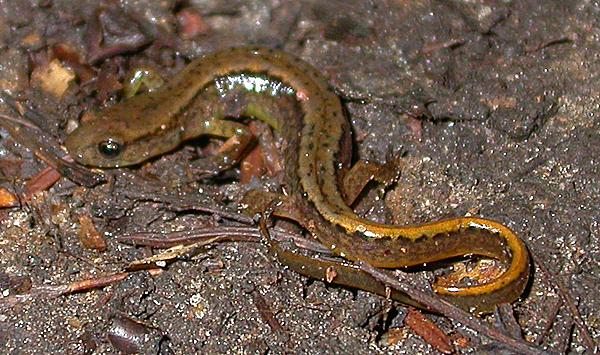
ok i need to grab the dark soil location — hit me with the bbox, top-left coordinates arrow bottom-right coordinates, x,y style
0,0 -> 598,353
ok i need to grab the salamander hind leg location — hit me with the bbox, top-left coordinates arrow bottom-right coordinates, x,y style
341,158 -> 402,206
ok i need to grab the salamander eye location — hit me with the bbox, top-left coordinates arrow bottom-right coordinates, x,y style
98,139 -> 122,158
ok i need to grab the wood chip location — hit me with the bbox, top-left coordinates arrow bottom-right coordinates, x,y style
383,327 -> 408,346
30,58 -> 76,98
0,187 -> 19,208
20,31 -> 43,49
404,308 -> 453,354
24,166 -> 61,199
176,8 -> 210,39
77,214 -> 107,251
240,144 -> 267,184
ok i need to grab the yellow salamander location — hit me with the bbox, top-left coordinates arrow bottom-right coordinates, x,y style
65,47 -> 530,313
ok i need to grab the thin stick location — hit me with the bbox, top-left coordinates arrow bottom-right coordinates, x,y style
117,226 -> 331,254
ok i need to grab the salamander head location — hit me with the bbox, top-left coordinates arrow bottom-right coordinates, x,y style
65,116 -> 130,168
65,97 -> 182,168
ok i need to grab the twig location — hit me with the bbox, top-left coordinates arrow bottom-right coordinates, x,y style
66,272 -> 131,293
535,298 -> 562,346
495,304 -> 523,340
121,189 -> 255,224
0,113 -> 42,131
252,291 -> 286,335
559,314 -> 575,354
422,38 -> 465,54
525,34 -> 576,53
0,95 -> 105,187
117,226 -> 331,254
0,271 -> 134,309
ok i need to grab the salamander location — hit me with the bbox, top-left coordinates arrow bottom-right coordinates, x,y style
65,46 -> 530,313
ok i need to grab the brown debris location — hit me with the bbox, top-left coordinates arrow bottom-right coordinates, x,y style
85,5 -> 151,64
239,143 -> 267,184
0,187 -> 19,208
450,332 -> 470,350
8,275 -> 32,295
404,308 -> 454,354
531,249 -> 596,352
23,166 -> 62,199
30,58 -> 76,98
0,159 -> 22,180
252,292 -> 284,334
0,272 -> 129,309
495,304 -> 524,340
94,61 -> 123,103
77,214 -> 108,252
325,266 -> 338,283
421,38 -> 465,55
124,238 -> 219,271
239,120 -> 284,184
0,48 -> 29,92
404,114 -> 423,140
176,8 -> 210,40
20,31 -> 44,50
66,272 -> 130,294
383,327 -> 408,346
76,332 -> 98,354
255,125 -> 284,177
52,43 -> 97,84
107,315 -> 154,354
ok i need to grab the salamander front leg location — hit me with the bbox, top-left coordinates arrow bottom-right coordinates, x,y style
185,118 -> 255,178
123,67 -> 165,98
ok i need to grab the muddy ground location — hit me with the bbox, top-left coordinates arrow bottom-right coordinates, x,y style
0,0 -> 598,354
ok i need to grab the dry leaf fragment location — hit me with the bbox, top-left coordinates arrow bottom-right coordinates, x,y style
78,214 -> 107,251
383,327 -> 408,346
176,8 -> 209,39
405,308 -> 453,354
24,166 -> 61,199
0,187 -> 19,208
30,58 -> 76,98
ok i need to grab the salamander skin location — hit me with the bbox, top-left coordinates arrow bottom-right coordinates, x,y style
65,46 -> 530,313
